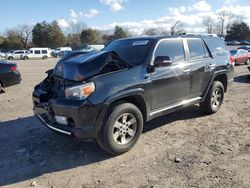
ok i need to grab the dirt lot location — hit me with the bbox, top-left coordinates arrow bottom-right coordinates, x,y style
0,58 -> 250,188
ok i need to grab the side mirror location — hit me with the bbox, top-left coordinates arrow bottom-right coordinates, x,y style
154,56 -> 172,67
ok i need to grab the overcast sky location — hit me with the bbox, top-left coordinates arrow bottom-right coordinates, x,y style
0,0 -> 250,35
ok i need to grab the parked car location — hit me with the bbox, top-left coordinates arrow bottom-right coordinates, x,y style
52,47 -> 72,57
238,45 -> 250,52
22,48 -> 51,60
0,60 -> 21,92
54,50 -> 72,58
77,45 -> 105,53
5,50 -> 28,60
0,49 -> 6,58
33,35 -> 234,155
230,49 -> 250,65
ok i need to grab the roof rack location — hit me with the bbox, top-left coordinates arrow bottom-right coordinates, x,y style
180,33 -> 218,37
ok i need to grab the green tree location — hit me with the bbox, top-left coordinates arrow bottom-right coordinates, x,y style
3,30 -> 23,49
113,26 -> 128,40
226,21 -> 250,41
32,21 -> 66,48
80,28 -> 101,45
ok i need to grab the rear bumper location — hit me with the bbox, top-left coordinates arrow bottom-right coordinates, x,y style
33,89 -> 105,139
1,71 -> 21,87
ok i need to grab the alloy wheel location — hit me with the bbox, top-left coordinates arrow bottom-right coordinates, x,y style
211,87 -> 222,108
112,113 -> 137,145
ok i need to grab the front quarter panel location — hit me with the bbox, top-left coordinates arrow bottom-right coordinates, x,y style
87,66 -> 147,106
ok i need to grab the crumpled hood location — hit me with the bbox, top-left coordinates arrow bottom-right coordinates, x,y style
53,51 -> 131,82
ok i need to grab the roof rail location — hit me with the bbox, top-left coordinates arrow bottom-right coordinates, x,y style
180,33 -> 218,37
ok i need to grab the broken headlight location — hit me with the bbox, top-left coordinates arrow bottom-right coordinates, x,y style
65,82 -> 95,100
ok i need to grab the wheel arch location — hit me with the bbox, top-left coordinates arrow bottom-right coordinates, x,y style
202,71 -> 228,102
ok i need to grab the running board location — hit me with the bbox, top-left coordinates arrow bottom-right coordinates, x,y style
150,97 -> 202,117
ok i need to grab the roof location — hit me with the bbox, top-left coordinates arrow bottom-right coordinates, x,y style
116,34 -> 221,42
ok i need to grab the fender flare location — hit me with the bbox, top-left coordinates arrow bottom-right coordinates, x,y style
202,70 -> 228,102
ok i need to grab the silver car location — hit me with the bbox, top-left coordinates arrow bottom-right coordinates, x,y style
5,50 -> 28,60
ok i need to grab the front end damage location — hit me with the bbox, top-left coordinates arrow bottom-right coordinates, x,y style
33,51 -> 130,139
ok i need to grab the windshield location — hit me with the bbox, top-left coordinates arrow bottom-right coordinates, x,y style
104,39 -> 153,66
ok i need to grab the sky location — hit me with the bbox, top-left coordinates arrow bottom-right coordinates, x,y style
0,0 -> 250,35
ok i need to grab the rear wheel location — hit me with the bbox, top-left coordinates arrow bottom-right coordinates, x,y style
97,103 -> 143,155
42,55 -> 48,59
8,57 -> 13,60
200,81 -> 224,114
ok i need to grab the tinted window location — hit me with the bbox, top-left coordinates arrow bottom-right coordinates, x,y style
104,39 -> 153,66
187,39 -> 205,60
34,50 -> 41,54
230,50 -> 237,56
154,39 -> 185,63
42,50 -> 48,54
203,38 -> 228,57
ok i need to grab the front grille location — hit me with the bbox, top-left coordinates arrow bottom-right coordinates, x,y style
52,77 -> 66,98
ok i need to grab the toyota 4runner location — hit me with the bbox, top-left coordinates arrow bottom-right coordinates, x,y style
33,35 -> 234,155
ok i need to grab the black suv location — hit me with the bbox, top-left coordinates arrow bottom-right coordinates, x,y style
33,35 -> 234,155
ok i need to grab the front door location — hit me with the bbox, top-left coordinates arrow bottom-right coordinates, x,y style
150,38 -> 190,111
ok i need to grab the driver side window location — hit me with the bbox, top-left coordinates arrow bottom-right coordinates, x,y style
154,39 -> 185,64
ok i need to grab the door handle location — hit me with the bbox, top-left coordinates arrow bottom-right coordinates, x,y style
183,69 -> 191,74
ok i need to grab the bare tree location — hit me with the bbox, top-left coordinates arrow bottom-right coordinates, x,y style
143,28 -> 158,36
217,11 -> 233,37
202,16 -> 214,34
16,24 -> 33,49
67,21 -> 86,48
170,21 -> 185,35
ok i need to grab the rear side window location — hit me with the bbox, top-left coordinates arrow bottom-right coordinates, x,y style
35,50 -> 41,54
203,38 -> 228,57
155,39 -> 185,63
187,39 -> 206,60
42,50 -> 47,54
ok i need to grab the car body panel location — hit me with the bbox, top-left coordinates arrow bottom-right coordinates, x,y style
0,60 -> 21,87
33,35 -> 234,139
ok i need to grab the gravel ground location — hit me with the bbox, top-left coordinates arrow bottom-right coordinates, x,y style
0,59 -> 250,188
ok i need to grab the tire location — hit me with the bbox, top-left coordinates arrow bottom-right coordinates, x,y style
0,81 -> 5,93
43,56 -> 48,59
97,103 -> 143,155
8,57 -> 13,60
200,81 -> 225,114
246,59 -> 250,65
23,56 -> 28,60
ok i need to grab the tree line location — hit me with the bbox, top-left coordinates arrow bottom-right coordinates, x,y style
0,21 -> 129,50
1,12 -> 250,50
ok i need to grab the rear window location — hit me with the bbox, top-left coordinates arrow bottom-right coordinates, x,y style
187,39 -> 206,60
230,50 -> 237,56
203,38 -> 228,57
42,50 -> 48,54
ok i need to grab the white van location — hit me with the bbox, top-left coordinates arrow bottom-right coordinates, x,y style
22,48 -> 51,60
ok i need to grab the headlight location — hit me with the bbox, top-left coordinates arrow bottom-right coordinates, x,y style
65,82 -> 95,100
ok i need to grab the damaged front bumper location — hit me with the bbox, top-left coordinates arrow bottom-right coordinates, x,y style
33,88 -> 103,139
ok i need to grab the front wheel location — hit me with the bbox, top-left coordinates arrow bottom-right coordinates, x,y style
97,103 -> 143,155
200,81 -> 224,114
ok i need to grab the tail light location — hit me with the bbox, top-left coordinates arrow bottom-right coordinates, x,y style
230,56 -> 235,66
11,66 -> 17,71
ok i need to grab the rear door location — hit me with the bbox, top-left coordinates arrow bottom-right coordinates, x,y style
150,38 -> 191,110
185,38 -> 212,98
